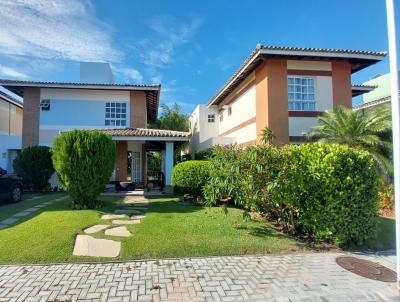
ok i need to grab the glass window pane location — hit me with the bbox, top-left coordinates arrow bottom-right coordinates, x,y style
122,103 -> 126,108
116,120 -> 120,126
288,78 -> 294,84
121,120 -> 126,126
106,102 -> 110,107
116,108 -> 121,113
121,114 -> 126,119
105,113 -> 110,118
295,78 -> 301,84
105,120 -> 110,126
111,113 -> 115,118
111,103 -> 115,107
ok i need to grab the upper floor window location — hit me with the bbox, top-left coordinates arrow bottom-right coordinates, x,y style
228,106 -> 232,116
208,114 -> 215,123
219,111 -> 223,122
40,99 -> 50,111
105,102 -> 127,126
288,76 -> 316,111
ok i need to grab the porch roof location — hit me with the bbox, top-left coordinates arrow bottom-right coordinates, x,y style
96,128 -> 189,141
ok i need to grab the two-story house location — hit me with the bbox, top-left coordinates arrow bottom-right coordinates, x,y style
190,45 -> 386,155
0,90 -> 23,173
0,63 -> 188,189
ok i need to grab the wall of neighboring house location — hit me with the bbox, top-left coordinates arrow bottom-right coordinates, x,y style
190,57 -> 352,153
0,97 -> 23,173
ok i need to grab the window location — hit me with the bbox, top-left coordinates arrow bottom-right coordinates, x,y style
228,106 -> 232,116
288,76 -> 316,111
208,114 -> 215,123
105,102 -> 127,126
40,99 -> 50,111
219,111 -> 223,122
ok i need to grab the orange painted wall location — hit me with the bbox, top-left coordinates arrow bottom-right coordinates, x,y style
331,61 -> 352,108
255,59 -> 289,144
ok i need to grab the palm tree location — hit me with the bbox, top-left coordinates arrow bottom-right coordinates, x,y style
307,105 -> 392,176
260,126 -> 275,145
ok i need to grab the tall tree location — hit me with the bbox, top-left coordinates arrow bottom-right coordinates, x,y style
307,105 -> 392,176
149,103 -> 189,131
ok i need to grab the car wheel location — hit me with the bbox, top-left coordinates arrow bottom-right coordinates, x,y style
10,185 -> 22,203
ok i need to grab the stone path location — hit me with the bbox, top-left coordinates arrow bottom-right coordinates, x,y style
0,252 -> 398,301
72,197 -> 149,258
0,195 -> 67,230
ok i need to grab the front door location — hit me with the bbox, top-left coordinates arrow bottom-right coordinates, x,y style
131,151 -> 141,182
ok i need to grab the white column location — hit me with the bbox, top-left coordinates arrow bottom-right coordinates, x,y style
165,142 -> 174,186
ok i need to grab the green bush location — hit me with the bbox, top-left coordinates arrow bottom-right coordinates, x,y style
13,145 -> 54,191
194,148 -> 214,160
52,130 -> 115,209
171,160 -> 210,196
204,144 -> 379,246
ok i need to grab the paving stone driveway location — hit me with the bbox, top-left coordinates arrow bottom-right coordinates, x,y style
0,252 -> 398,302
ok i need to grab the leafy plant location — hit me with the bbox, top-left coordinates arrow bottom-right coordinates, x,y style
194,147 -> 214,160
13,146 -> 54,191
171,160 -> 210,197
260,126 -> 275,145
307,105 -> 392,176
148,103 -> 189,131
52,130 -> 115,209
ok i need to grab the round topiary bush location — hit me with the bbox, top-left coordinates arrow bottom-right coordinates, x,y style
171,160 -> 210,197
13,145 -> 54,191
52,130 -> 115,209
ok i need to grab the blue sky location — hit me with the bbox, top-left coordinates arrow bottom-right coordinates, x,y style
0,0 -> 398,111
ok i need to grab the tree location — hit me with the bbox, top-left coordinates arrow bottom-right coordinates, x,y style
52,130 -> 115,209
149,103 -> 189,131
307,105 -> 392,176
13,146 -> 54,191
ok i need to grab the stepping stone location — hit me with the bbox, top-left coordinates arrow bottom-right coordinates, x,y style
114,209 -> 143,215
84,224 -> 109,234
24,208 -> 40,213
131,215 -> 146,220
105,226 -> 132,237
101,214 -> 128,220
13,211 -> 31,218
112,219 -> 141,225
73,235 -> 120,257
1,218 -> 19,225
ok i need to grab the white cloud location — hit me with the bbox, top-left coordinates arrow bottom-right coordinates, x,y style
0,0 -> 122,62
113,67 -> 144,83
137,17 -> 203,68
0,64 -> 28,79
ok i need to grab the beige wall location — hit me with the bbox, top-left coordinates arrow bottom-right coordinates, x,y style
287,60 -> 332,71
0,99 -> 23,136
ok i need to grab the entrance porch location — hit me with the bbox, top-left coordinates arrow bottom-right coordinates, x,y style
98,128 -> 189,192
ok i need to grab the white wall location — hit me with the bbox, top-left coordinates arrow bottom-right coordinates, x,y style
39,88 -> 130,145
0,135 -> 21,173
288,117 -> 319,136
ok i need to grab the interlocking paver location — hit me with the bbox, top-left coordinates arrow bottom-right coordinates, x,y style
0,253 -> 398,301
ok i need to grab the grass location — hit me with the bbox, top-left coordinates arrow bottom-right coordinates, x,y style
0,194 -> 303,264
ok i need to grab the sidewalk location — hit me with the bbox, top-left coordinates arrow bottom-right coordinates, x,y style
0,252 -> 398,302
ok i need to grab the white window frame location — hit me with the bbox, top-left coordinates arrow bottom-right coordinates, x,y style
208,114 -> 215,123
288,76 -> 316,111
105,102 -> 127,127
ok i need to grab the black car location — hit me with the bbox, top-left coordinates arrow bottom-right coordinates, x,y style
0,168 -> 23,203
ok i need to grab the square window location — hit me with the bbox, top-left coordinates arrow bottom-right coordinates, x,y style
208,114 -> 215,123
106,108 -> 110,112
111,103 -> 115,107
105,120 -> 110,126
111,113 -> 115,118
116,120 -> 120,126
116,108 -> 121,113
122,103 -> 126,108
121,120 -> 126,126
105,113 -> 110,118
121,114 -> 126,119
116,114 -> 120,118
106,102 -> 110,107
121,108 -> 126,113
116,103 -> 121,107
288,76 -> 316,111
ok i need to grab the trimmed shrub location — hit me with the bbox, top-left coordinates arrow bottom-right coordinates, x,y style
204,144 -> 379,246
52,130 -> 115,209
13,145 -> 54,191
171,160 -> 210,197
194,148 -> 214,160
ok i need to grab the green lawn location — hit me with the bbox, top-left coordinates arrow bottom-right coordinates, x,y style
0,194 -> 304,264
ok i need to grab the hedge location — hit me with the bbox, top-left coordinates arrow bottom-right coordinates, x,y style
52,130 -> 115,209
171,160 -> 210,197
13,145 -> 54,191
204,144 -> 379,246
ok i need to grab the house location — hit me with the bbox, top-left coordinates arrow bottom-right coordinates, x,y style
0,63 -> 188,189
353,71 -> 399,111
189,45 -> 386,156
0,90 -> 23,173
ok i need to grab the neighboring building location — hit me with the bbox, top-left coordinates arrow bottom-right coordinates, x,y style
0,90 -> 23,174
353,71 -> 399,111
190,45 -> 386,155
0,63 -> 188,188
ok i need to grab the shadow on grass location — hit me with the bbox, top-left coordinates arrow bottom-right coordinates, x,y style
234,224 -> 297,241
145,199 -> 204,215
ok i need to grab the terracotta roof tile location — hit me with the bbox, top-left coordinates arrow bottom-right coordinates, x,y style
96,128 -> 189,138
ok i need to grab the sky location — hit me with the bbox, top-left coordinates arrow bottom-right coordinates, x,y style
0,0 -> 399,112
